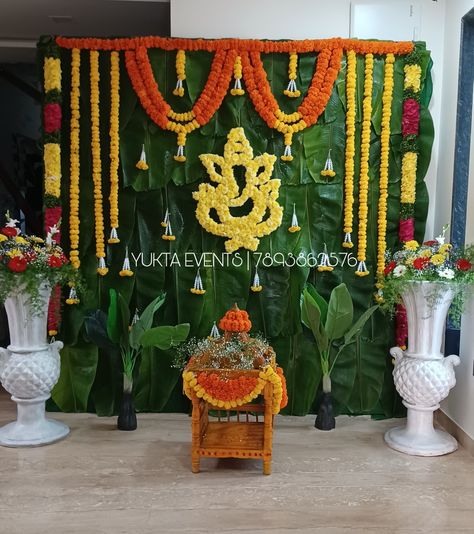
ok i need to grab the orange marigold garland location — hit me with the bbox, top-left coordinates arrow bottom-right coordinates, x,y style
90,50 -> 108,276
283,52 -> 300,98
108,51 -> 121,244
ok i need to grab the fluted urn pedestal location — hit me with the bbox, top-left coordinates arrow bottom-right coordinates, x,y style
0,283 -> 69,447
384,281 -> 460,456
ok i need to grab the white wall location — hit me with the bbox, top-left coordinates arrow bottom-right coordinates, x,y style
170,0 -> 474,437
440,0 -> 474,439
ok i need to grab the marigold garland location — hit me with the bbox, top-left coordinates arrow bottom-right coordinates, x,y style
182,365 -> 285,414
375,53 -> 395,300
230,55 -> 245,96
90,50 -> 108,276
69,48 -> 81,270
342,50 -> 356,249
173,49 -> 186,97
108,51 -> 121,244
283,52 -> 300,98
56,36 -> 414,55
43,57 -> 61,92
355,53 -> 374,277
43,143 -> 61,198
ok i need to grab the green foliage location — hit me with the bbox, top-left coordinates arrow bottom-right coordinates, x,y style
302,283 -> 378,396
48,41 -> 433,415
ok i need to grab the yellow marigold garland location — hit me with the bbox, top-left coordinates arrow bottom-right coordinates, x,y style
182,366 -> 283,414
173,49 -> 186,97
43,57 -> 61,92
90,50 -> 108,276
400,152 -> 418,204
283,52 -> 301,98
108,51 -> 121,244
43,144 -> 61,198
355,53 -> 373,277
342,50 -> 357,248
69,48 -> 81,270
230,55 -> 245,96
375,54 -> 395,301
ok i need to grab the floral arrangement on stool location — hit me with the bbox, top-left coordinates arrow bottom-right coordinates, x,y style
0,214 -> 78,446
381,231 -> 474,456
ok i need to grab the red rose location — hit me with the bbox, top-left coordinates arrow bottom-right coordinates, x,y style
48,255 -> 63,267
402,99 -> 420,137
423,240 -> 438,246
1,227 -> 18,237
8,256 -> 27,272
384,261 -> 396,275
413,257 -> 429,270
456,258 -> 472,271
43,103 -> 62,134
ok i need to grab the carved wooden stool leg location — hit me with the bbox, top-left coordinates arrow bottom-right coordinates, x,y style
263,459 -> 272,475
192,454 -> 200,473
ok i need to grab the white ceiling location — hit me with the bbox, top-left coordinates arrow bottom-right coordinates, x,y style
0,0 -> 170,63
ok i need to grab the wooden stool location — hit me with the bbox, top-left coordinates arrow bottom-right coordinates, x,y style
188,371 -> 274,475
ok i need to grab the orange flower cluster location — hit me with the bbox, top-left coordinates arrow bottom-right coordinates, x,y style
218,306 -> 252,332
196,372 -> 259,402
56,36 -> 414,56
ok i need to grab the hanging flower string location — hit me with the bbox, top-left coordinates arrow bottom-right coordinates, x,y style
42,39 -> 63,333
283,52 -> 300,98
173,50 -> 186,97
230,55 -> 245,96
65,48 -> 81,306
90,50 -> 108,276
209,321 -> 220,339
162,218 -> 175,241
190,269 -> 205,295
108,51 -> 121,244
251,268 -> 262,292
321,148 -> 335,178
119,246 -> 134,277
288,204 -> 301,233
342,50 -> 357,249
161,208 -> 169,228
318,243 -> 334,272
396,49 -> 422,348
136,143 -> 149,170
355,53 -> 374,277
375,53 -> 395,303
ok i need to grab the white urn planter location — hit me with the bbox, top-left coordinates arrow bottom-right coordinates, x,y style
0,282 -> 69,447
384,281 -> 460,456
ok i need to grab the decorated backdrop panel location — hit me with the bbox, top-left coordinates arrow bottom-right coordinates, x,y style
39,36 -> 433,416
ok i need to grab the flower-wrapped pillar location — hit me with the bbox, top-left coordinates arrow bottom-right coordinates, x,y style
384,281 -> 460,456
0,282 -> 69,447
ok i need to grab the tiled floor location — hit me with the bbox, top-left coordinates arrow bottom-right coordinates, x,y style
0,392 -> 473,534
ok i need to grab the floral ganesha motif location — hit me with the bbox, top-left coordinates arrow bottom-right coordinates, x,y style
193,127 -> 283,253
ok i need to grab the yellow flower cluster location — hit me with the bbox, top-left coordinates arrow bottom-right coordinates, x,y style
108,51 -> 121,244
69,49 -> 81,269
43,143 -> 61,197
404,240 -> 419,250
342,50 -> 357,248
288,226 -> 301,233
173,50 -> 186,97
44,57 -> 61,92
400,152 -> 417,203
376,54 -> 395,282
283,52 -> 300,98
182,366 -> 283,414
430,253 -> 445,266
90,50 -> 108,276
404,64 -> 422,92
193,127 -> 282,253
230,55 -> 245,96
355,53 -> 374,277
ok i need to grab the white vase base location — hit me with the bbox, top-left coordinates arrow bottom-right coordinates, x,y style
384,425 -> 458,456
0,418 -> 70,447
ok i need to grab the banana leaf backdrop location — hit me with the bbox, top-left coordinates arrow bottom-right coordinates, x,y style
40,38 -> 433,417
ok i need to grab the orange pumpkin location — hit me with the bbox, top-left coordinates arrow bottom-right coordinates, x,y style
218,303 -> 252,333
